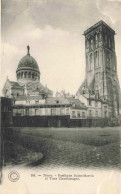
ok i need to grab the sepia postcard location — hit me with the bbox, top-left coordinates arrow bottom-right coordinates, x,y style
0,0 -> 121,194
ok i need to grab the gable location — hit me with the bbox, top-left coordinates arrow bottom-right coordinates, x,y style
2,79 -> 11,94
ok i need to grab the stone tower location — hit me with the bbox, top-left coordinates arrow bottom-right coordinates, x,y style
77,21 -> 120,117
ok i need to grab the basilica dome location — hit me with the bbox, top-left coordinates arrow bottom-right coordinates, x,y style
16,46 -> 40,83
17,55 -> 39,71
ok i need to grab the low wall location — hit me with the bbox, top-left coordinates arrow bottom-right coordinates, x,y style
12,116 -> 114,128
13,116 -> 70,128
70,118 -> 110,127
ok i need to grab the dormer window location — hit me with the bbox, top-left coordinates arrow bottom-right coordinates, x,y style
56,100 -> 59,104
35,100 -> 39,104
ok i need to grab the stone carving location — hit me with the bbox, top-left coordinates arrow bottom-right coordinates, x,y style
27,45 -> 30,55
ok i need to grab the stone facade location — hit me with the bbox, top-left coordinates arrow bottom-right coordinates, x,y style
12,97 -> 87,119
2,46 -> 53,99
77,21 -> 120,117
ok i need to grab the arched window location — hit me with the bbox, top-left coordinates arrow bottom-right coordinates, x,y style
24,72 -> 27,78
105,34 -> 107,45
95,34 -> 98,48
95,51 -> 99,68
91,39 -> 93,50
86,39 -> 89,49
108,37 -> 110,47
28,72 -> 31,78
21,72 -> 23,78
106,52 -> 110,68
32,73 -> 34,79
99,33 -> 102,41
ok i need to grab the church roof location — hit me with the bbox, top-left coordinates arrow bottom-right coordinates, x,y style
84,20 -> 115,36
16,46 -> 40,74
5,78 -> 53,96
17,54 -> 40,72
9,81 -> 24,88
26,81 -> 53,94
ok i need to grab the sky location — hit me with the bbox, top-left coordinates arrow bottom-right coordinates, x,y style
1,0 -> 121,96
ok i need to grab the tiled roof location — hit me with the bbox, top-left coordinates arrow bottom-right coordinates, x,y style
26,82 -> 53,94
67,97 -> 87,109
9,79 -> 53,95
15,95 -> 43,101
46,97 -> 70,105
9,81 -> 24,88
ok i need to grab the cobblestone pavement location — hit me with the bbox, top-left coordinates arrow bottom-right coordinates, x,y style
4,127 -> 121,169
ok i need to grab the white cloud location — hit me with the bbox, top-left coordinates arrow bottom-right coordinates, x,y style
29,28 -> 43,39
1,0 -> 121,96
2,43 -> 19,57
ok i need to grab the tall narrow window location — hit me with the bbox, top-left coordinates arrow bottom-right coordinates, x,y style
90,54 -> 93,70
95,51 -> 99,68
51,109 -> 56,115
91,39 -> 93,50
35,109 -> 39,115
26,109 -> 29,116
45,108 -> 48,115
86,39 -> 89,49
60,108 -> 65,115
105,34 -> 107,45
95,34 -> 98,48
82,112 -> 85,118
72,111 -> 76,118
77,111 -> 81,118
109,37 -> 111,47
66,108 -> 69,115
21,72 -> 23,78
28,72 -> 31,78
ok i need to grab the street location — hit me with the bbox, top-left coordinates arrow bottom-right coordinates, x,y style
4,127 -> 121,169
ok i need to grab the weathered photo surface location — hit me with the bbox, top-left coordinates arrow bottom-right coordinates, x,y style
0,0 -> 121,194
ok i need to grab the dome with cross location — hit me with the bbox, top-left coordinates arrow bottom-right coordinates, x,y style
16,46 -> 40,83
